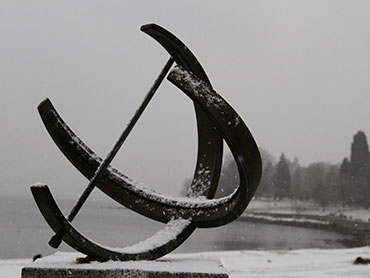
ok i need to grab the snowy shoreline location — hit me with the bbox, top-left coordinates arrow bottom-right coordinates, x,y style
243,199 -> 370,248
240,212 -> 370,248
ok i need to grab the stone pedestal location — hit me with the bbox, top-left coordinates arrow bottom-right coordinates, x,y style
22,252 -> 229,278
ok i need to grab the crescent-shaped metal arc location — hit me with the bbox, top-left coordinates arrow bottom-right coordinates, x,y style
140,23 -> 211,84
140,23 -> 223,199
31,185 -> 195,262
168,66 -> 262,221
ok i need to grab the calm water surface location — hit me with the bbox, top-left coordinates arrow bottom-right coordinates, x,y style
0,196 -> 349,259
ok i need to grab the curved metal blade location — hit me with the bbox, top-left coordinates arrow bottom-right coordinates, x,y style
31,185 -> 195,262
141,23 -> 223,198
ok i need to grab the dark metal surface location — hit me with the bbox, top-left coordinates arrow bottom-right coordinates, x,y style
141,23 -> 223,199
31,23 -> 262,261
168,66 -> 262,216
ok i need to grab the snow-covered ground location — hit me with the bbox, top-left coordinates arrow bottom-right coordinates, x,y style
0,259 -> 31,278
214,247 -> 370,278
4,247 -> 370,278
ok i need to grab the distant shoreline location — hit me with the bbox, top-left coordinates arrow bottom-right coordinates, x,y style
240,212 -> 370,248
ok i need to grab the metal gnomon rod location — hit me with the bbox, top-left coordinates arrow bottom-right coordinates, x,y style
49,57 -> 175,248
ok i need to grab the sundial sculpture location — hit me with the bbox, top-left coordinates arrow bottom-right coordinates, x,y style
31,23 -> 262,262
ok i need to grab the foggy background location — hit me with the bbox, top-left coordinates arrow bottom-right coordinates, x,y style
1,1 -> 369,199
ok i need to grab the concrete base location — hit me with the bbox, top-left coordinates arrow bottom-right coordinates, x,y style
22,252 -> 229,278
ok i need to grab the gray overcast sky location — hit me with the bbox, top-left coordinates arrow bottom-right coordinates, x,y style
1,1 -> 369,198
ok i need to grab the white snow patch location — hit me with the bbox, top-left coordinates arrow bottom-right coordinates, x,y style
175,247 -> 370,278
10,247 -> 370,278
171,66 -> 226,109
339,210 -> 370,223
114,218 -> 191,253
0,259 -> 30,278
24,252 -> 226,275
248,214 -> 330,225
234,116 -> 240,127
31,182 -> 46,187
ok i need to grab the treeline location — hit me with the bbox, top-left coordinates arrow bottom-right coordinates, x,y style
194,131 -> 370,209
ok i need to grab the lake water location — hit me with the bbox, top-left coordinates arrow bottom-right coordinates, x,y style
0,196 -> 349,259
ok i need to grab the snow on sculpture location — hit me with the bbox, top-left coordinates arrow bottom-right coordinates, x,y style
30,23 -> 262,262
